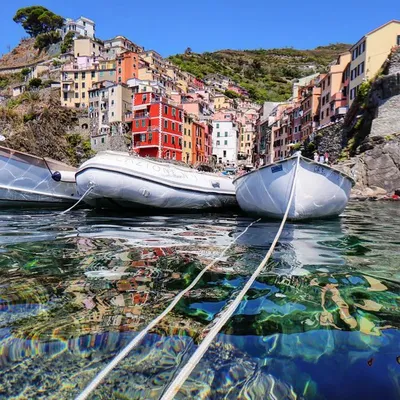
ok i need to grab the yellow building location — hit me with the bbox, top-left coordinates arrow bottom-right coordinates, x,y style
213,94 -> 233,111
73,38 -> 102,57
183,112 -> 194,164
349,20 -> 400,106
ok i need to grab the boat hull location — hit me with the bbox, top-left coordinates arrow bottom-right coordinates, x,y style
234,156 -> 353,220
0,146 -> 79,207
76,152 -> 237,210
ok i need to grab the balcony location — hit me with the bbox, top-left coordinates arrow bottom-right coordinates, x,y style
134,112 -> 149,119
62,85 -> 73,92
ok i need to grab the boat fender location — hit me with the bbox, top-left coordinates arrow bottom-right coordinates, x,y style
140,188 -> 150,197
211,181 -> 220,188
52,170 -> 76,183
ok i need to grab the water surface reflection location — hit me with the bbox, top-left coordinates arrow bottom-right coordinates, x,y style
0,204 -> 399,399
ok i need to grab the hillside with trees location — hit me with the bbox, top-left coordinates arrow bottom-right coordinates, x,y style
169,44 -> 350,102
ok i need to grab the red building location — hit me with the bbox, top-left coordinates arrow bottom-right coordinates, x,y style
131,92 -> 183,160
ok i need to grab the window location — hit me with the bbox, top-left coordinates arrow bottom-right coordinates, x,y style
225,132 -> 228,137
82,72 -> 86,79
149,133 -> 153,141
164,105 -> 168,114
360,61 -> 365,74
179,124 -> 182,132
327,76 -> 331,86
184,128 -> 187,135
164,134 -> 168,143
189,142 -> 191,148
82,92 -> 86,99
247,134 -> 250,141
321,111 -> 324,119
75,92 -> 79,98
172,122 -> 175,130
164,120 -> 168,129
74,72 -> 78,79
118,77 -> 122,83
223,150 -> 227,157
172,137 -> 175,144
101,137 -> 105,144
178,111 -> 182,119
326,108 -> 329,116
216,140 -> 220,145
216,123 -> 219,128
184,141 -> 187,147
217,132 -> 220,137
140,134 -> 146,141
135,120 -> 139,128
224,140 -> 228,145
91,71 -> 95,78
142,120 -> 146,127
172,108 -> 176,116
75,83 -> 79,89
179,138 -> 182,146
118,68 -> 121,73
111,100 -> 114,106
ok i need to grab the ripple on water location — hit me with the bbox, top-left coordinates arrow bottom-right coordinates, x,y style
0,203 -> 399,399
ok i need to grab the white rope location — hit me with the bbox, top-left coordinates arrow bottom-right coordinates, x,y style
160,154 -> 301,400
75,217 -> 261,400
60,185 -> 94,215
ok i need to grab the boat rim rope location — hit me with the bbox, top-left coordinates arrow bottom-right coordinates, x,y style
75,153 -> 300,400
60,184 -> 95,215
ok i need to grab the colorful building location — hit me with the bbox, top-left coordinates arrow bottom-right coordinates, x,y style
349,20 -> 400,106
319,52 -> 351,126
300,79 -> 321,140
212,112 -> 239,165
131,92 -> 183,160
116,51 -> 139,84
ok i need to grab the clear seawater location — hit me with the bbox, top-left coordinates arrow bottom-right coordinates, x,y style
0,202 -> 399,399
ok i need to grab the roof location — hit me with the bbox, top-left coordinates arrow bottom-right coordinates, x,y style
351,20 -> 400,48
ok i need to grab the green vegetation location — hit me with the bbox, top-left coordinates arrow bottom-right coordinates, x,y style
34,31 -> 61,51
61,31 -> 75,54
21,68 -> 31,77
28,78 -> 42,89
66,133 -> 94,165
224,89 -> 241,99
13,6 -> 64,37
169,44 -> 350,102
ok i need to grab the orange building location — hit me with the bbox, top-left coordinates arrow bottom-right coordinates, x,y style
116,51 -> 139,84
192,121 -> 206,163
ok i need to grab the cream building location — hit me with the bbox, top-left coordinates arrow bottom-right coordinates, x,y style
60,57 -> 117,108
183,113 -> 194,164
349,20 -> 400,106
73,38 -> 103,57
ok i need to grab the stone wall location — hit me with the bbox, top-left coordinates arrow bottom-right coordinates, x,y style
91,135 -> 129,153
315,122 -> 345,162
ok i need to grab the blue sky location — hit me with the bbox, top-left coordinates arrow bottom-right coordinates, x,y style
0,0 -> 399,57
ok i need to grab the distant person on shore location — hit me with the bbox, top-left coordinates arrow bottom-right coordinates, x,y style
319,154 -> 325,163
324,152 -> 329,164
314,152 -> 319,162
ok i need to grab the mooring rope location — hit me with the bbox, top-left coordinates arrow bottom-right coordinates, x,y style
60,185 -> 94,215
75,217 -> 261,400
160,154 -> 301,400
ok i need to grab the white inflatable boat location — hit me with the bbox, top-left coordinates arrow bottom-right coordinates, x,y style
234,153 -> 354,220
76,152 -> 237,210
0,145 -> 78,207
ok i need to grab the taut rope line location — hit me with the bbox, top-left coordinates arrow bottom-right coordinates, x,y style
160,154 -> 300,400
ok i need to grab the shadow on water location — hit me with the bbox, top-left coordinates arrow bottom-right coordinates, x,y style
0,202 -> 399,399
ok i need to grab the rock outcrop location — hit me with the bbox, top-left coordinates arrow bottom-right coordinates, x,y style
335,48 -> 400,199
